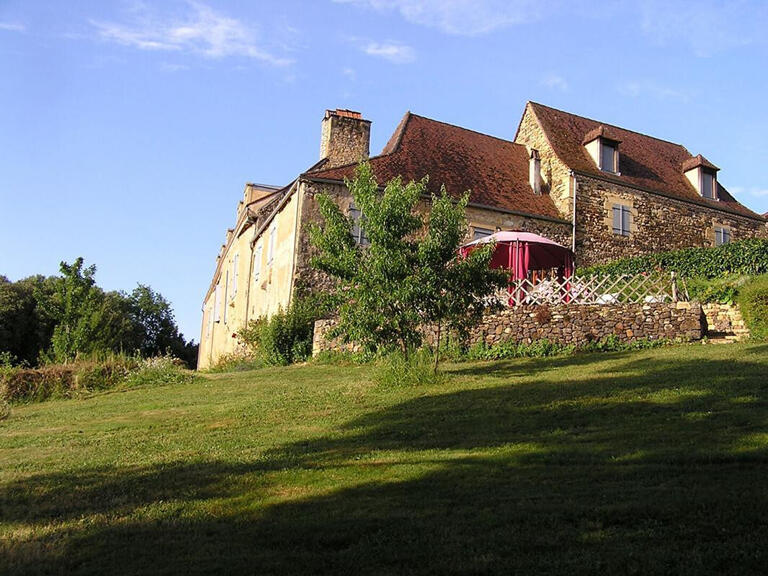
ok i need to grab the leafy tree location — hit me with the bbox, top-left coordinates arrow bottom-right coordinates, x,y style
415,190 -> 506,372
0,260 -> 197,367
44,258 -> 103,363
310,163 -> 505,366
310,163 -> 424,356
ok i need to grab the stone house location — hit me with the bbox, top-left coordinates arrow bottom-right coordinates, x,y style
197,103 -> 766,368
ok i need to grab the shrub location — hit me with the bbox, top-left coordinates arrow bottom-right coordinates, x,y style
237,296 -> 327,368
737,275 -> 768,341
0,353 -> 193,403
374,349 -> 444,387
207,351 -> 263,373
684,274 -> 750,304
0,399 -> 9,420
581,238 -> 768,279
122,355 -> 196,388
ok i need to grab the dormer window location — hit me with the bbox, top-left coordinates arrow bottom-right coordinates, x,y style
683,154 -> 719,200
701,170 -> 716,199
583,125 -> 621,175
600,141 -> 618,174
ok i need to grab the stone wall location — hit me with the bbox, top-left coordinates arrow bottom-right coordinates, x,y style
313,302 -> 704,355
701,303 -> 750,341
514,104 -> 573,217
319,110 -> 371,169
574,175 -> 766,267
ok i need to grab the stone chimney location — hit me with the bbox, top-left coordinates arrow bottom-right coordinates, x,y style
529,149 -> 542,194
319,109 -> 371,168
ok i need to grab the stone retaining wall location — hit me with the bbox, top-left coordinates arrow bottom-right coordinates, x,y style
701,303 -> 750,341
313,302 -> 704,355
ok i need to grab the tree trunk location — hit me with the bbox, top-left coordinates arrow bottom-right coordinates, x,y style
433,321 -> 441,374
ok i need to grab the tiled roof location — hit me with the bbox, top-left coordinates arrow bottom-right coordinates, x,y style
306,112 -> 565,221
682,154 -> 719,172
527,102 -> 763,220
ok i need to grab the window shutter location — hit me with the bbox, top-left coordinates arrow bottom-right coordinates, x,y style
612,205 -> 621,234
621,206 -> 630,236
234,254 -> 239,296
254,244 -> 262,281
214,284 -> 221,322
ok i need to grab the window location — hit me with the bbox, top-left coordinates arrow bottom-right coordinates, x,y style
267,222 -> 277,264
715,226 -> 731,246
230,254 -> 239,299
473,227 -> 493,241
349,204 -> 369,245
701,171 -> 716,200
253,243 -> 263,282
214,283 -> 221,322
612,204 -> 631,236
223,271 -> 229,324
600,141 -> 618,173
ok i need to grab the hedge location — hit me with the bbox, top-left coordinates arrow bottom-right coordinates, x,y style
580,238 -> 768,279
737,275 -> 768,341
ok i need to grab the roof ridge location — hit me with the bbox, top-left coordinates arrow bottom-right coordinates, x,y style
407,112 -> 522,146
529,101 -> 689,151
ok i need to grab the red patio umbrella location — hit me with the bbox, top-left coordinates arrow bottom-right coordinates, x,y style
460,231 -> 575,304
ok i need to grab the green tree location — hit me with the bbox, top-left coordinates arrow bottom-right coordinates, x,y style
44,258 -> 102,363
310,163 -> 424,356
415,190 -> 505,372
310,163 -> 505,365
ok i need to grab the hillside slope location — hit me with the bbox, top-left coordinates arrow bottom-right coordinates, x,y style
2,344 -> 768,575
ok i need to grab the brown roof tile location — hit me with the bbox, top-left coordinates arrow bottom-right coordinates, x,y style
682,154 -> 719,172
528,102 -> 762,220
582,125 -> 622,145
306,112 -> 564,221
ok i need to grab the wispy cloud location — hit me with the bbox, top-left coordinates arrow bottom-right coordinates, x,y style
638,0 -> 768,56
0,22 -> 26,32
90,2 -> 292,66
541,74 -> 569,92
617,80 -> 690,103
362,41 -> 415,63
335,0 -> 544,36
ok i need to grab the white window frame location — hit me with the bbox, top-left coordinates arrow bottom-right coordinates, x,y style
230,253 -> 239,300
223,271 -> 229,324
701,170 -> 717,200
267,222 -> 277,264
600,140 -> 618,174
612,204 -> 631,237
472,226 -> 494,241
349,204 -> 369,245
214,283 -> 221,322
714,226 -> 731,246
253,242 -> 263,282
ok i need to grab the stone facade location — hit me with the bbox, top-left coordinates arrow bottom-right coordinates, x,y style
319,109 -> 371,169
312,302 -> 704,355
514,104 -> 574,217
201,103 -> 766,369
701,303 -> 750,341
573,175 -> 766,266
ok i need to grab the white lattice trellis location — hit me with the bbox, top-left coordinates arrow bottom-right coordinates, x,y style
494,272 -> 682,306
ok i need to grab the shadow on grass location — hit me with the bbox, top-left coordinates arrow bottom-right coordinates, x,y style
2,355 -> 768,575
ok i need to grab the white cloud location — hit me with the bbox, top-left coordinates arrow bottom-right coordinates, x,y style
363,41 -> 415,63
617,80 -> 690,103
0,22 -> 26,32
90,2 -> 292,66
541,74 -> 569,92
638,0 -> 768,57
335,0 -> 544,36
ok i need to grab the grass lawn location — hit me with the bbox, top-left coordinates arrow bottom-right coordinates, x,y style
2,343 -> 768,575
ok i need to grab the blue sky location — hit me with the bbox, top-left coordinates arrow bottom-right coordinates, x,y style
2,0 -> 767,342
